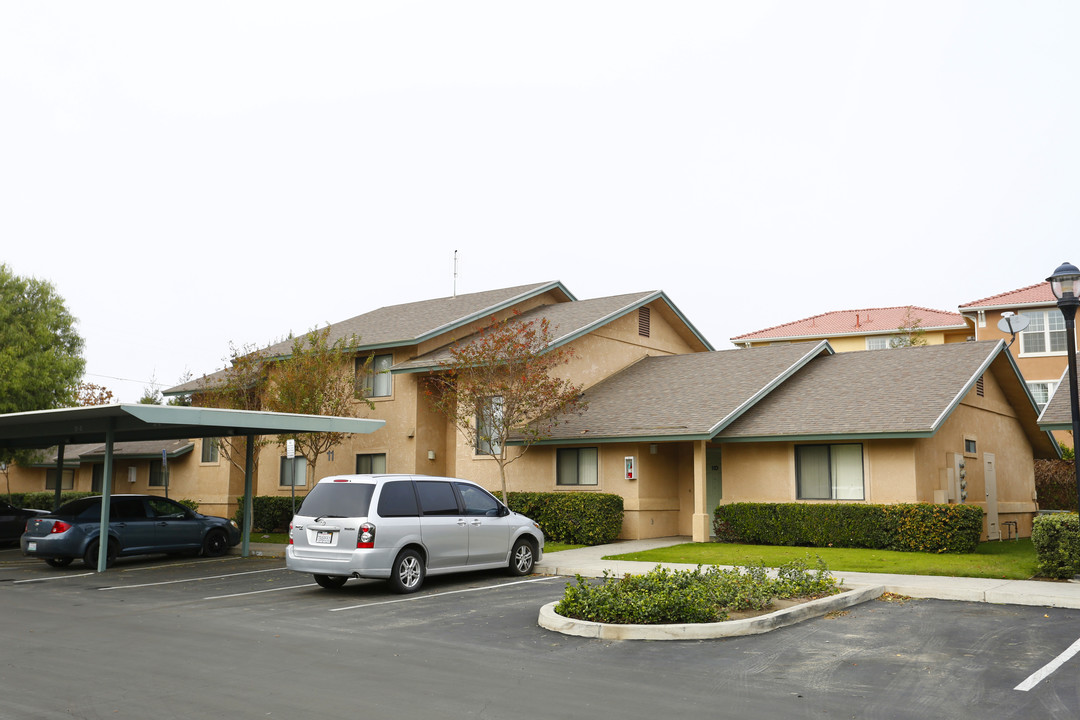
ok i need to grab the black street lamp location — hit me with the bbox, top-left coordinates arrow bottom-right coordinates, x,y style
1047,262 -> 1080,566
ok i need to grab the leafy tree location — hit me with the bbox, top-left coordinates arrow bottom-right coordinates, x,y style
424,313 -> 587,502
890,307 -> 928,348
76,381 -> 116,406
0,265 -> 85,473
196,342 -> 273,476
265,326 -> 372,485
0,264 -> 85,414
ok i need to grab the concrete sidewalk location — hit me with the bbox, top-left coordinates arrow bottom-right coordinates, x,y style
534,536 -> 1080,610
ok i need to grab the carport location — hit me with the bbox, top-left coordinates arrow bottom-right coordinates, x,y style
0,404 -> 384,571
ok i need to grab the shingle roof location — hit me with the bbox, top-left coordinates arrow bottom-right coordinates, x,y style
718,341 -> 1003,439
958,282 -> 1055,309
166,281 -> 571,394
1037,368 -> 1072,431
35,439 -> 195,465
731,306 -> 967,342
394,290 -> 710,373
531,342 -> 831,442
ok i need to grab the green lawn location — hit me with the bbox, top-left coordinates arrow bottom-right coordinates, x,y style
605,539 -> 1040,580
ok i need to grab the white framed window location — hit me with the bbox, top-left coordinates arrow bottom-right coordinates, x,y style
280,455 -> 308,487
475,396 -> 504,455
1019,310 -> 1067,356
358,354 -> 393,398
866,336 -> 898,350
1028,380 -> 1059,413
557,447 -> 599,486
795,444 -> 864,500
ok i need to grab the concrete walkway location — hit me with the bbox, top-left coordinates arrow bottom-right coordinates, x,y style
534,536 -> 1080,610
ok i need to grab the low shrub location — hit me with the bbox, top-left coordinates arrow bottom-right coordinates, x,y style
235,495 -> 303,532
8,491 -> 95,511
554,558 -> 840,625
1031,512 -> 1080,579
502,491 -> 624,545
713,502 -> 983,554
1035,460 -> 1076,512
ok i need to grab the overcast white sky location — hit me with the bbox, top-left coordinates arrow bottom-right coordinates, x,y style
2,2 -> 1077,402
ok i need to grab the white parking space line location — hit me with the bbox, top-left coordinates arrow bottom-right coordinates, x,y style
97,567 -> 283,591
13,573 -> 95,584
115,557 -> 245,574
329,576 -> 558,612
204,583 -> 317,599
1015,636 -> 1080,691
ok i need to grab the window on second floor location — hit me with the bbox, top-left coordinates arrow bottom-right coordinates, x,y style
356,453 -> 386,474
476,396 -> 504,455
358,354 -> 393,398
866,336 -> 899,350
1019,309 -> 1067,355
280,455 -> 308,487
1028,381 -> 1059,413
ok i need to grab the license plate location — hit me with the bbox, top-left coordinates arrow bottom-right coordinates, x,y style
315,531 -> 333,545
28,541 -> 37,552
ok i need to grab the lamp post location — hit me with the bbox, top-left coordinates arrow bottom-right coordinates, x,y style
1047,262 -> 1080,573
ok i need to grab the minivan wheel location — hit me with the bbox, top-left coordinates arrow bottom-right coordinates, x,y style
389,549 -> 425,594
313,574 -> 349,589
508,537 -> 535,576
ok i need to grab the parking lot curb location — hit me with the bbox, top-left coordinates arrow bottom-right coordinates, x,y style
537,584 -> 885,640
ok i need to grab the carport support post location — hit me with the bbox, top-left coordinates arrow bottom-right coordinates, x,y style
52,442 -> 65,511
97,422 -> 115,572
241,434 -> 255,558
692,440 -> 710,542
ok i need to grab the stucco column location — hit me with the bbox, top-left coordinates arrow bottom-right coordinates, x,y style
692,440 -> 710,542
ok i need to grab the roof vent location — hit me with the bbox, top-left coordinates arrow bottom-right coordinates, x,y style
638,307 -> 651,337
976,375 -> 985,397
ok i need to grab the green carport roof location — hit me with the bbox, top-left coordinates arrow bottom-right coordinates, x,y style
0,404 -> 384,450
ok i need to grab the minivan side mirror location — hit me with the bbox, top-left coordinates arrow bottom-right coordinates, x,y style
498,504 -> 510,517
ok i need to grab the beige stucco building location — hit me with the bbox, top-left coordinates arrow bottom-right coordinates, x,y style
5,282 -> 1058,541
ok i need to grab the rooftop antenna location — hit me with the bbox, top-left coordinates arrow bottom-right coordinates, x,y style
453,250 -> 458,298
997,311 -> 1029,349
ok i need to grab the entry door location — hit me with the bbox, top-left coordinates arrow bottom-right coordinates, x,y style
706,448 -> 723,537
984,453 -> 1000,541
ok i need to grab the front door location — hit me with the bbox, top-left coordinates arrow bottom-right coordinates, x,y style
706,447 -> 723,538
984,453 -> 1000,541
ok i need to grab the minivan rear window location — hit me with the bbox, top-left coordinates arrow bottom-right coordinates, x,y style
298,482 -> 375,518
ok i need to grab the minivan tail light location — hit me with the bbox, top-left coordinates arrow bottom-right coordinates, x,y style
357,523 -> 375,549
50,521 -> 72,534
289,522 -> 294,545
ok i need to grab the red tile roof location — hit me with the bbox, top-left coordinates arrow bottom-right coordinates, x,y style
958,282 -> 1056,309
731,306 -> 967,342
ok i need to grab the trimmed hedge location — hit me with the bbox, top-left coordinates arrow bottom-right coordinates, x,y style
502,491 -> 624,546
237,490 -> 623,544
1031,512 -> 1080,579
713,502 -> 984,554
1035,460 -> 1077,512
235,495 -> 305,532
5,491 -> 94,511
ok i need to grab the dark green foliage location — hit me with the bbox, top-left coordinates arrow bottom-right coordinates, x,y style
1031,512 -> 1080,579
235,496 -> 302,532
176,498 -> 200,512
9,491 -> 94,511
714,502 -> 984,554
501,491 -> 623,545
554,559 -> 839,625
1035,460 -> 1076,512
0,264 -> 85,415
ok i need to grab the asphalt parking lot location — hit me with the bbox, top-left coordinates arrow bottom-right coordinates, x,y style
2,545 -> 1079,720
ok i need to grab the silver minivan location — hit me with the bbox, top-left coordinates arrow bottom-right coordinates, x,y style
285,474 -> 545,593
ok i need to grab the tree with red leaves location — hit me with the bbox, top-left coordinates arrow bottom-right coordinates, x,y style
425,313 -> 587,502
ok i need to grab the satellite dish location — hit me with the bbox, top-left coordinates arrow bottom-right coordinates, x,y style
997,312 -> 1030,335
